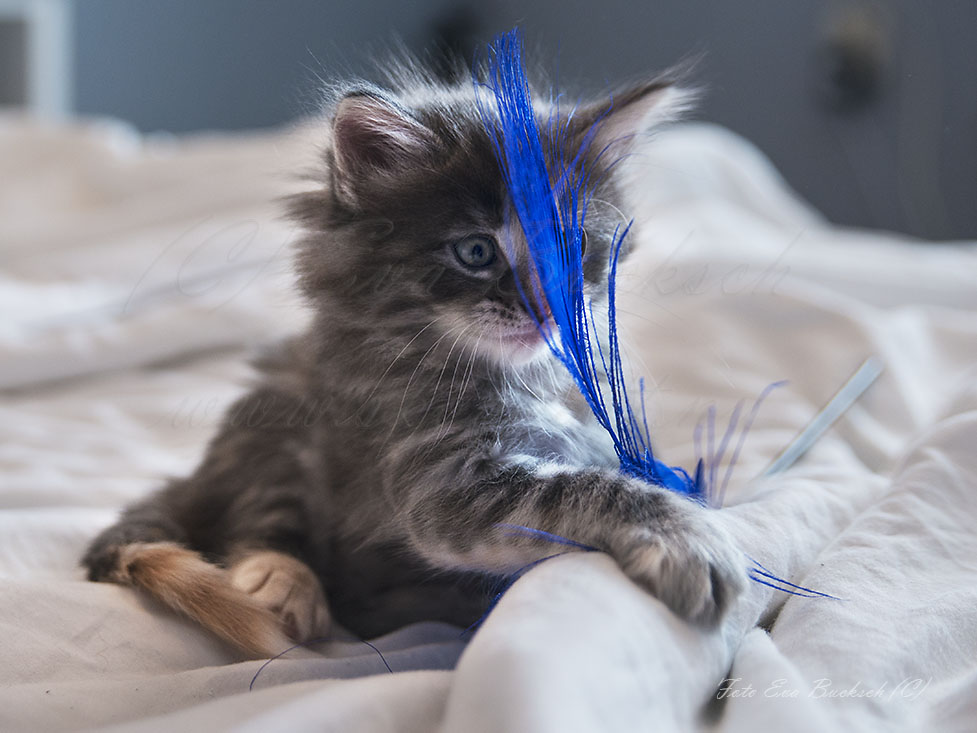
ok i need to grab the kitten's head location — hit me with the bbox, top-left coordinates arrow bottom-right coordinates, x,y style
291,66 -> 688,369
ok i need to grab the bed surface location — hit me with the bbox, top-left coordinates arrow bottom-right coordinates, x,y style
2,115 -> 976,732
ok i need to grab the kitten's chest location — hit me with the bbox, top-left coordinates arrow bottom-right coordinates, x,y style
510,394 -> 618,468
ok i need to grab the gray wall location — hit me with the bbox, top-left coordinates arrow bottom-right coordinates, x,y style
0,19 -> 28,106
71,0 -> 976,241
73,0 -> 465,131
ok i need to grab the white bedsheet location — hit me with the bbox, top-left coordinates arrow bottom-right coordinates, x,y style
1,114 -> 975,732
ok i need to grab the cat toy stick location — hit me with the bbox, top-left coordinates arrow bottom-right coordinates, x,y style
761,356 -> 883,476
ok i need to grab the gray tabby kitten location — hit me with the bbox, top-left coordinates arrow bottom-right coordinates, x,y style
83,65 -> 745,657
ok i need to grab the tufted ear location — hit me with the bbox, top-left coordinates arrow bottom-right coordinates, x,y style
574,79 -> 695,157
331,90 -> 436,202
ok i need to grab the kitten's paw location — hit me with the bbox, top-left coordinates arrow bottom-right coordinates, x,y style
229,551 -> 331,643
83,522 -> 183,581
618,505 -> 746,626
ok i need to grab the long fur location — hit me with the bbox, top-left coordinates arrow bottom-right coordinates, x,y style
82,52 -> 746,654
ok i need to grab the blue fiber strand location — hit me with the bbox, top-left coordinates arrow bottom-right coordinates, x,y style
749,569 -> 839,599
464,524 -> 601,633
715,380 -> 787,505
748,557 -> 841,600
248,636 -> 328,691
463,552 -> 573,634
249,636 -> 394,691
497,523 -> 599,550
746,572 -> 838,599
711,401 -> 743,495
360,640 -> 394,673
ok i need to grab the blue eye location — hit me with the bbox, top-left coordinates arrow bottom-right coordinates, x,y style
453,235 -> 497,268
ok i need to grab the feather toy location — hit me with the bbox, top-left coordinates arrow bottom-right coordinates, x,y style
474,29 -> 704,499
246,36 -> 860,678
472,30 -> 851,603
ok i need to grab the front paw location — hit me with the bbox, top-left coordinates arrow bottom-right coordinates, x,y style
617,506 -> 746,626
83,522 -> 182,582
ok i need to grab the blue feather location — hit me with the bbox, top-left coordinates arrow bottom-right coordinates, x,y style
471,37 -> 835,603
474,29 -> 703,499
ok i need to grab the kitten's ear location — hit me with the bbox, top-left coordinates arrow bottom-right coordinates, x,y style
331,90 -> 435,202
576,78 -> 695,155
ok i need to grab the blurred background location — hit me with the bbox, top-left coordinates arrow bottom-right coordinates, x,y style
2,0 -> 974,240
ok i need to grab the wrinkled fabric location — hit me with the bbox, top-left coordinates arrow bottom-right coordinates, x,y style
1,116 -> 975,732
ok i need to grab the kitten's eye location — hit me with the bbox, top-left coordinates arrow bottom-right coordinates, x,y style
453,235 -> 497,269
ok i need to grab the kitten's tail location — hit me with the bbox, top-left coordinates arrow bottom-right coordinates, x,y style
100,542 -> 291,659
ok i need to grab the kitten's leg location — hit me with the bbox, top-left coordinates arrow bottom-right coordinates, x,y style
84,487 -> 329,657
228,549 -> 331,643
82,378 -> 331,656
82,488 -> 191,582
105,541 -> 293,657
404,465 -> 746,626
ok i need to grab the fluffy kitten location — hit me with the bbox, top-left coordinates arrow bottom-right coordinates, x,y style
82,64 -> 745,657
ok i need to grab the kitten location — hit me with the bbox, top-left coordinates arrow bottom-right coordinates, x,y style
82,63 -> 745,657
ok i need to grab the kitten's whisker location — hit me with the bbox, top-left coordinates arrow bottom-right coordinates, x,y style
412,323 -> 476,438
434,329 -> 479,438
441,339 -> 469,418
588,301 -> 666,331
510,366 -> 544,401
589,197 -> 631,228
356,317 -> 443,415
381,323 -> 465,447
441,334 -> 483,440
427,323 -> 474,406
